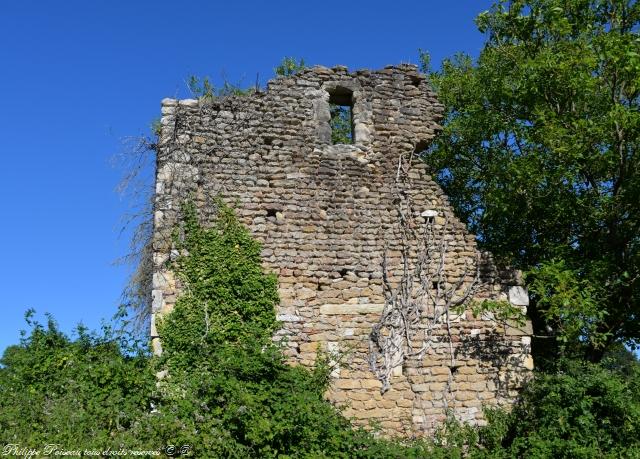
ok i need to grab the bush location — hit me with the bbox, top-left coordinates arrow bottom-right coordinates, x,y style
0,313 -> 154,449
474,358 -> 640,458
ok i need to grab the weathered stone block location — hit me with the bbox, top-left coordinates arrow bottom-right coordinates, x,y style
335,379 -> 362,390
319,303 -> 385,315
299,342 -> 318,353
508,286 -> 529,306
361,379 -> 382,389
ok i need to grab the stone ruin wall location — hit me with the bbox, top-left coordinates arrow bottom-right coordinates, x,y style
151,64 -> 533,436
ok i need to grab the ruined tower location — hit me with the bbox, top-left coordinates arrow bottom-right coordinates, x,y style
151,64 -> 533,436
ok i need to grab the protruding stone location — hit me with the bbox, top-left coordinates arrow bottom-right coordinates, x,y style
276,314 -> 302,322
179,98 -> 198,107
319,303 -> 385,315
299,342 -> 319,353
523,354 -> 534,370
151,290 -> 163,312
508,286 -> 530,306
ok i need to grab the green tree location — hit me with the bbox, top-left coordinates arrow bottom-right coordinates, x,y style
423,0 -> 640,362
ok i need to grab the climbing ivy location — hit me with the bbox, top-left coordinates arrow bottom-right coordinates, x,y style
157,200 -> 279,370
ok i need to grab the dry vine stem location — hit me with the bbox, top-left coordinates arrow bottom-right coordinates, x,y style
369,153 -> 480,393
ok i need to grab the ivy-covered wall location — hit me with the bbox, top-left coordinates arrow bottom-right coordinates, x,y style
151,64 -> 533,436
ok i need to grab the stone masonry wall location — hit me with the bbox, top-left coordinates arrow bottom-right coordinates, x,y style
151,64 -> 533,436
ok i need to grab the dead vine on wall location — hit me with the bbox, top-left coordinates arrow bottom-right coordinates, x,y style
369,152 -> 479,393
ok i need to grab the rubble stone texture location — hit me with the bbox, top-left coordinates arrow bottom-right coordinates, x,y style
151,64 -> 533,436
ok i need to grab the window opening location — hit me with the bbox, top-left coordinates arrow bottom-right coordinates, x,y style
328,88 -> 354,144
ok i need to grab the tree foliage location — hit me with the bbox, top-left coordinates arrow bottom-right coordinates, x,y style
330,104 -> 353,145
423,0 -> 640,360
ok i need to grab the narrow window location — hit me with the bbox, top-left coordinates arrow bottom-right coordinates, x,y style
328,88 -> 354,144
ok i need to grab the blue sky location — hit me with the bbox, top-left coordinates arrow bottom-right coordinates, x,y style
0,1 -> 489,353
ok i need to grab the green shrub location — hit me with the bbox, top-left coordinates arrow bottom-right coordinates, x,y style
474,359 -> 640,459
0,312 -> 154,449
